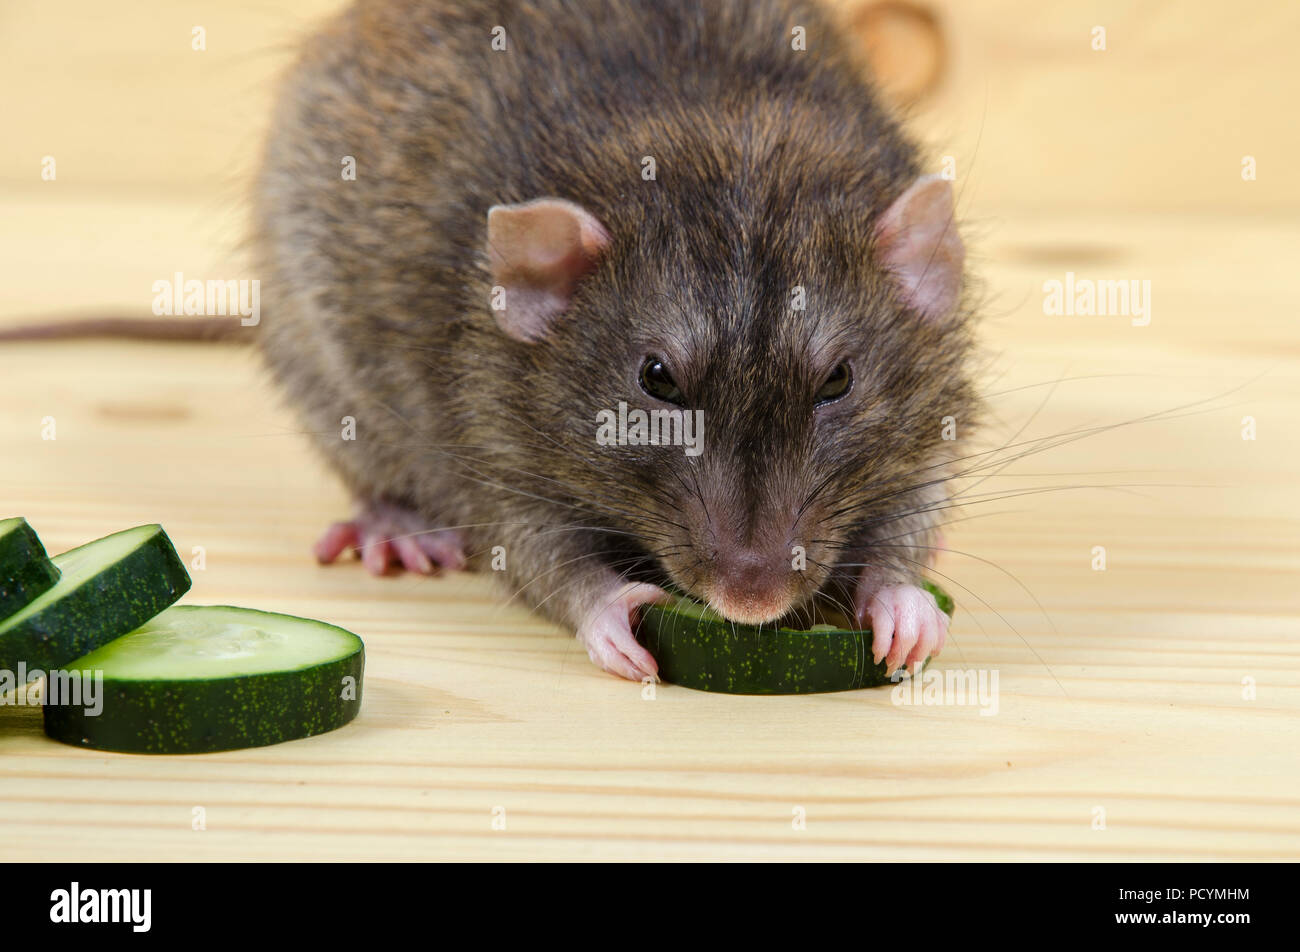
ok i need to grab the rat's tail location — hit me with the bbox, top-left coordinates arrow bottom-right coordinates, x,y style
0,315 -> 253,343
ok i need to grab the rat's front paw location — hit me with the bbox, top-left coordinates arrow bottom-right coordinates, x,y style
855,581 -> 949,676
576,582 -> 668,681
314,500 -> 466,576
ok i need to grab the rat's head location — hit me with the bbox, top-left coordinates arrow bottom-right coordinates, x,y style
485,173 -> 971,624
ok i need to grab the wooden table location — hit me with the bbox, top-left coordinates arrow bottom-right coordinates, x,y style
1,0 -> 1297,861
1,206 -> 1296,860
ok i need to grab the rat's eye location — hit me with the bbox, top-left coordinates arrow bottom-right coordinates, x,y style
815,362 -> 853,406
639,356 -> 685,405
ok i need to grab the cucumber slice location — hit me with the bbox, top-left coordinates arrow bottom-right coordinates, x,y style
637,581 -> 955,695
44,605 -> 365,754
0,517 -> 60,620
0,524 -> 191,674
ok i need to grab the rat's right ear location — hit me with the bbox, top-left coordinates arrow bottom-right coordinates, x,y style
486,198 -> 611,342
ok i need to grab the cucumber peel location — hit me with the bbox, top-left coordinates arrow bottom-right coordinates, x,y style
637,580 -> 955,695
0,517 -> 60,620
44,605 -> 365,754
0,524 -> 191,674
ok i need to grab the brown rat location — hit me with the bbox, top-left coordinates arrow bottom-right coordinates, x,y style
252,0 -> 979,680
17,0 -> 980,681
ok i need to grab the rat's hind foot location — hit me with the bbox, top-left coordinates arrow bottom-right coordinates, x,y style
854,580 -> 949,677
314,501 -> 466,576
576,583 -> 668,681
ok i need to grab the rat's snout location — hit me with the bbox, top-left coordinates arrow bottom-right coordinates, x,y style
702,546 -> 799,625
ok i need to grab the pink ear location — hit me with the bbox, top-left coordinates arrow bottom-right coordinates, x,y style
874,174 -> 964,320
486,198 -> 611,341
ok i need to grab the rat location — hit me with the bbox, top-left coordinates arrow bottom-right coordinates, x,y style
10,0 -> 978,681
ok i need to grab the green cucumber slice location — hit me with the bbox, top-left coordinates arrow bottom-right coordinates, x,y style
44,605 -> 365,754
0,517 -> 60,619
0,524 -> 191,674
637,580 -> 955,695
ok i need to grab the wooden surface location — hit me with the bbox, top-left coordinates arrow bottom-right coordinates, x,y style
1,0 -> 1299,861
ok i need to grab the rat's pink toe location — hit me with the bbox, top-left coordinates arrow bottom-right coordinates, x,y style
416,531 -> 466,571
584,637 -> 654,681
930,609 -> 950,658
392,536 -> 435,574
905,609 -> 941,673
360,535 -> 394,575
883,600 -> 920,675
314,521 -> 359,563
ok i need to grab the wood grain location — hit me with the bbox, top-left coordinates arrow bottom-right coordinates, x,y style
1,0 -> 1297,861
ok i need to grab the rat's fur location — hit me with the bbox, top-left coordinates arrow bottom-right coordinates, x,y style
254,0 -> 979,640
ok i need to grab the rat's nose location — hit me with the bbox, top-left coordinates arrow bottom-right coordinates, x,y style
705,548 -> 796,624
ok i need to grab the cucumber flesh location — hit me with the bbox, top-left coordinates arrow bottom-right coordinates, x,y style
637,580 -> 955,695
0,517 -> 61,620
0,524 -> 191,674
44,605 -> 365,754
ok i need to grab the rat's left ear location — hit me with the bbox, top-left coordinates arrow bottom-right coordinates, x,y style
486,198 -> 611,341
874,173 -> 964,321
